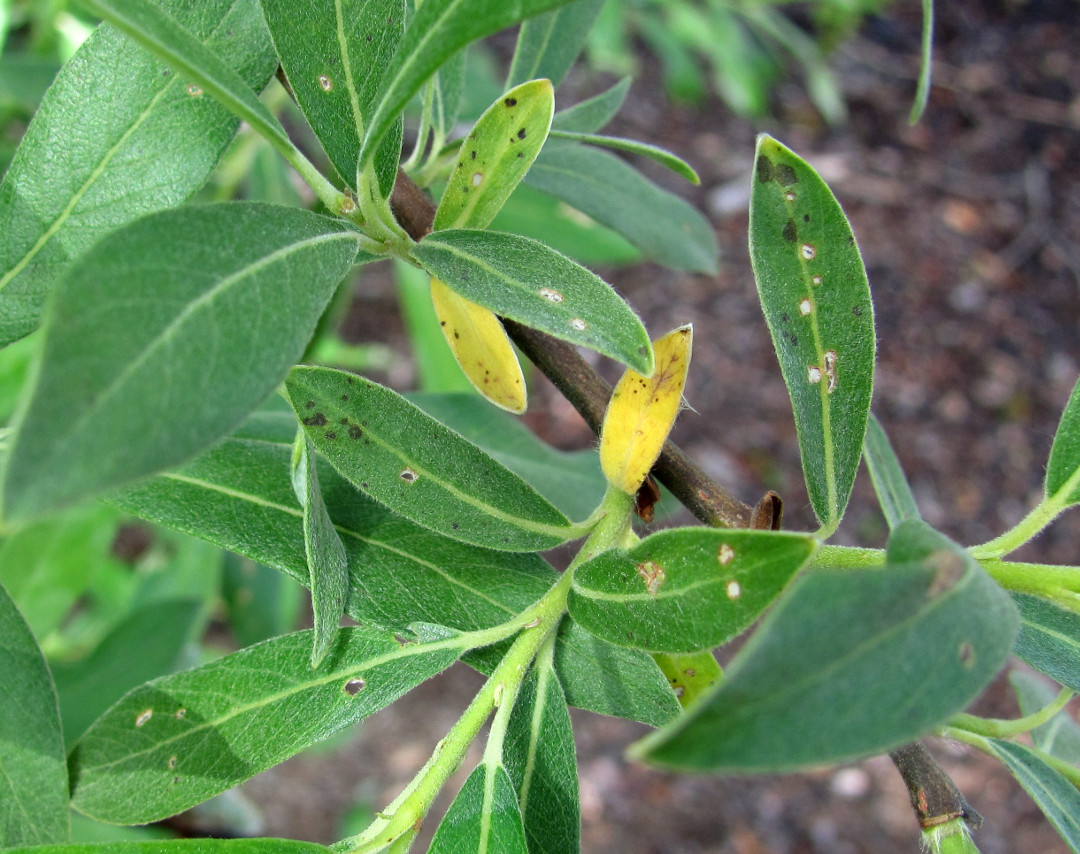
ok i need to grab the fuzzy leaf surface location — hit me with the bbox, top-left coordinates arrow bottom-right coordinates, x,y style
863,413 -> 920,529
109,409 -> 556,634
1,203 -> 358,521
1045,374 -> 1080,506
286,367 -> 574,550
429,763 -> 528,854
1012,593 -> 1080,693
358,0 -> 573,169
411,229 -> 652,374
291,434 -> 349,667
259,0 -> 404,195
569,528 -> 816,653
749,134 -> 875,533
507,0 -> 604,88
525,144 -> 717,272
987,739 -> 1080,853
0,581 -> 68,847
70,625 -> 462,824
409,392 -> 604,520
504,660 -> 579,854
0,0 -> 276,346
633,520 -> 1017,771
435,79 -> 553,231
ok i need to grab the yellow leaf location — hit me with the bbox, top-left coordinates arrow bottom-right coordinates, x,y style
600,325 -> 692,494
430,276 -> 527,414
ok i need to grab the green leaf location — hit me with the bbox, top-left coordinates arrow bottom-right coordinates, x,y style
553,618 -> 679,727
109,408 -> 557,634
292,432 -> 349,667
429,763 -> 529,854
259,0 -> 404,195
547,131 -> 699,184
633,520 -> 1018,772
434,79 -> 554,231
0,504 -> 123,638
0,581 -> 69,847
504,659 -> 579,854
53,598 -> 203,746
506,0 -> 604,89
75,0 -> 297,173
986,739 -> 1080,853
411,229 -> 652,374
550,77 -> 630,133
525,144 -> 717,273
1,203 -> 359,522
1045,374 -> 1080,506
1010,670 -> 1080,764
285,366 -> 576,551
5,840 -> 332,854
70,624 -> 463,824
357,0 -> 574,170
909,0 -> 934,124
0,0 -> 276,346
749,134 -> 875,534
864,413 -> 920,529
1012,593 -> 1080,693
568,528 -> 816,653
409,392 -> 604,520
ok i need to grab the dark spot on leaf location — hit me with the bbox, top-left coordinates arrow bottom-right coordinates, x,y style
781,312 -> 790,324
303,413 -> 328,427
340,417 -> 349,425
755,155 -> 774,183
349,425 -> 363,439
803,214 -> 810,223
517,128 -> 527,139
305,400 -> 315,409
959,642 -> 975,668
344,678 -> 366,695
347,378 -> 354,384
782,219 -> 798,243
361,482 -> 369,489
775,163 -> 797,186
849,236 -> 855,245
852,305 -> 863,317
504,97 -> 517,107
517,152 -> 524,158
325,431 -> 337,440
454,332 -> 460,339
788,333 -> 798,346
452,522 -> 459,529
470,150 -> 476,160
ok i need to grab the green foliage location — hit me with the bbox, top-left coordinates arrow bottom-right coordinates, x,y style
0,1 -> 1076,852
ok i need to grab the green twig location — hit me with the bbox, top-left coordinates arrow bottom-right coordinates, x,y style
950,688 -> 1074,739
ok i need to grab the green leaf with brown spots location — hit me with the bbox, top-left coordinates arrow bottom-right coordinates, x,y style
632,520 -> 1017,772
259,0 -> 404,197
285,366 -> 577,551
69,624 -> 463,824
291,431 -> 349,668
0,581 -> 69,847
653,650 -> 723,709
0,203 -> 360,523
434,79 -> 554,231
0,0 -> 277,346
410,229 -> 653,375
568,528 -> 816,653
357,0 -> 574,172
749,134 -> 875,535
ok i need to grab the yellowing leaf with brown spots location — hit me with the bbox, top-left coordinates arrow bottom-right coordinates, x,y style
430,276 -> 526,414
600,325 -> 692,495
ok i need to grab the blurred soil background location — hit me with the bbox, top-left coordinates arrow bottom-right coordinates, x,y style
6,0 -> 1079,851
246,0 -> 1080,851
